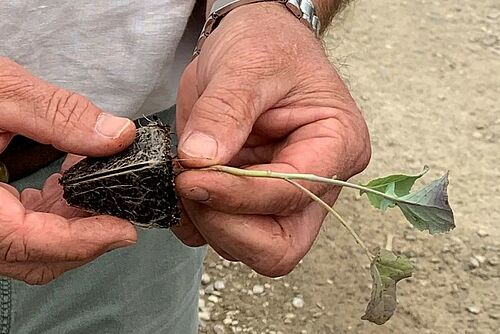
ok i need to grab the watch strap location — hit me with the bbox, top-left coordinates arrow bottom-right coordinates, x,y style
192,0 -> 320,58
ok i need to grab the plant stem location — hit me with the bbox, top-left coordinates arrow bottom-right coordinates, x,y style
205,165 -> 397,203
286,179 -> 374,261
199,165 -> 376,261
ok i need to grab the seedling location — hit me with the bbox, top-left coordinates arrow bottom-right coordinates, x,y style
61,122 -> 455,325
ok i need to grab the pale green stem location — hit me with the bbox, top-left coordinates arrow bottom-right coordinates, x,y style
205,165 -> 396,203
286,179 -> 374,261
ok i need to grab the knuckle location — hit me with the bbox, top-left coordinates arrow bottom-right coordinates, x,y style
347,111 -> 372,175
255,256 -> 297,278
0,224 -> 31,263
196,90 -> 257,128
42,89 -> 91,135
22,266 -> 58,285
0,60 -> 33,100
248,232 -> 299,278
176,234 -> 206,248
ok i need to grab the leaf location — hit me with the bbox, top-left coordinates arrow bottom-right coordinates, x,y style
396,173 -> 455,234
362,249 -> 413,325
361,166 -> 429,209
361,168 -> 455,234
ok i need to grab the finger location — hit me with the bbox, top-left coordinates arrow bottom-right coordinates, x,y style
175,60 -> 199,137
0,187 -> 137,263
0,183 -> 20,199
61,154 -> 86,172
21,173 -> 89,218
0,132 -> 15,153
183,189 -> 339,277
0,57 -> 136,157
177,116 -> 370,215
0,258 -> 92,285
176,68 -> 292,168
19,214 -> 137,262
170,210 -> 207,247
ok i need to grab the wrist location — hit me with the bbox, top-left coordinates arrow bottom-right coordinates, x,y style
205,0 -> 342,32
195,0 -> 322,58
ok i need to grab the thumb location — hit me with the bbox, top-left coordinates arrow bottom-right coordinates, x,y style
0,57 -> 135,157
177,71 -> 285,167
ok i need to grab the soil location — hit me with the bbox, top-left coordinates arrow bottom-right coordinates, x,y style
199,1 -> 500,333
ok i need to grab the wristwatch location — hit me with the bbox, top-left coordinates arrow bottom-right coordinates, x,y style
192,0 -> 321,58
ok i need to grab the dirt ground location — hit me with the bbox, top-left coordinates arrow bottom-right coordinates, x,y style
198,1 -> 500,333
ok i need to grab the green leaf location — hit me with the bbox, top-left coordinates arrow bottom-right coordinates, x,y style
361,166 -> 429,209
361,167 -> 455,234
396,173 -> 455,234
362,249 -> 413,325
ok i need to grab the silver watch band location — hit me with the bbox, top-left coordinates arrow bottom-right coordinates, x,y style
192,0 -> 321,58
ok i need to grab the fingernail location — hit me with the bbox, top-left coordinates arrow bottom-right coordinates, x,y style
107,239 -> 136,251
180,131 -> 218,159
181,187 -> 210,202
95,113 -> 132,138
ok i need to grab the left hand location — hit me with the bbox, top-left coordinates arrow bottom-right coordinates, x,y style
173,3 -> 371,277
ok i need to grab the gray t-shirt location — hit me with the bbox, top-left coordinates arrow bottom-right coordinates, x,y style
0,1 -> 207,333
1,0 -> 197,118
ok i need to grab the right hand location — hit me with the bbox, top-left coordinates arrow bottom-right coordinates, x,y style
0,57 -> 138,285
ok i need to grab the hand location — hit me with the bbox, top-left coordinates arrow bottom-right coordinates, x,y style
173,3 -> 371,277
0,58 -> 138,284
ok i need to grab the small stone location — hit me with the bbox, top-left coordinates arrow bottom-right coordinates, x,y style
474,255 -> 486,264
214,324 -> 226,334
488,257 -> 499,266
326,279 -> 333,285
205,284 -> 215,294
472,131 -> 483,139
199,311 -> 211,321
201,273 -> 211,285
489,313 -> 500,320
469,257 -> 480,269
222,260 -> 231,268
466,306 -> 480,314
431,257 -> 440,263
208,295 -> 219,304
292,297 -> 304,309
312,312 -> 323,318
214,281 -> 226,291
405,234 -> 417,241
264,283 -> 271,289
487,11 -> 500,19
476,230 -> 489,237
199,299 -> 206,309
216,264 -> 223,270
300,331 -> 307,334
252,285 -> 265,295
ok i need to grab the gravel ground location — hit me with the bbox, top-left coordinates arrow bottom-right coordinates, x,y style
198,1 -> 500,333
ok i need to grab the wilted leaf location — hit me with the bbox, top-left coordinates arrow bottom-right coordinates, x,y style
361,166 -> 429,209
362,249 -> 413,325
396,173 -> 455,234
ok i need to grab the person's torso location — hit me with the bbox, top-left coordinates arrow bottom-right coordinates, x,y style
0,0 -> 197,118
